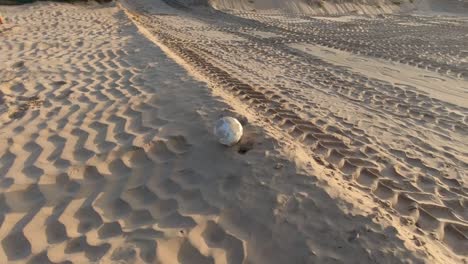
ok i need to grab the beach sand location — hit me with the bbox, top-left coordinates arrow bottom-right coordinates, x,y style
0,0 -> 466,263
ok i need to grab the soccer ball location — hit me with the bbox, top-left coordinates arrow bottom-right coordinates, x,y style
214,117 -> 243,146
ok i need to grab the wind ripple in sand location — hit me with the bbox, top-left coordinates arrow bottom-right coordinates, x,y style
0,2 -> 429,264
119,0 -> 468,262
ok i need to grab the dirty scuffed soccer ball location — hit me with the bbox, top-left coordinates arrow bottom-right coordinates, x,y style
214,117 -> 243,146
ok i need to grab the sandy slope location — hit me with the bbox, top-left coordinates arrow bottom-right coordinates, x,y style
208,0 -> 468,16
208,0 -> 403,15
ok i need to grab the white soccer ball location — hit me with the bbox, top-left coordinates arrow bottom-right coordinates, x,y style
214,117 -> 243,146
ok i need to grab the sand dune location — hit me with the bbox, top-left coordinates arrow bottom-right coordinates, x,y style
209,0 -> 403,15
174,0 -> 468,16
0,0 -> 467,263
